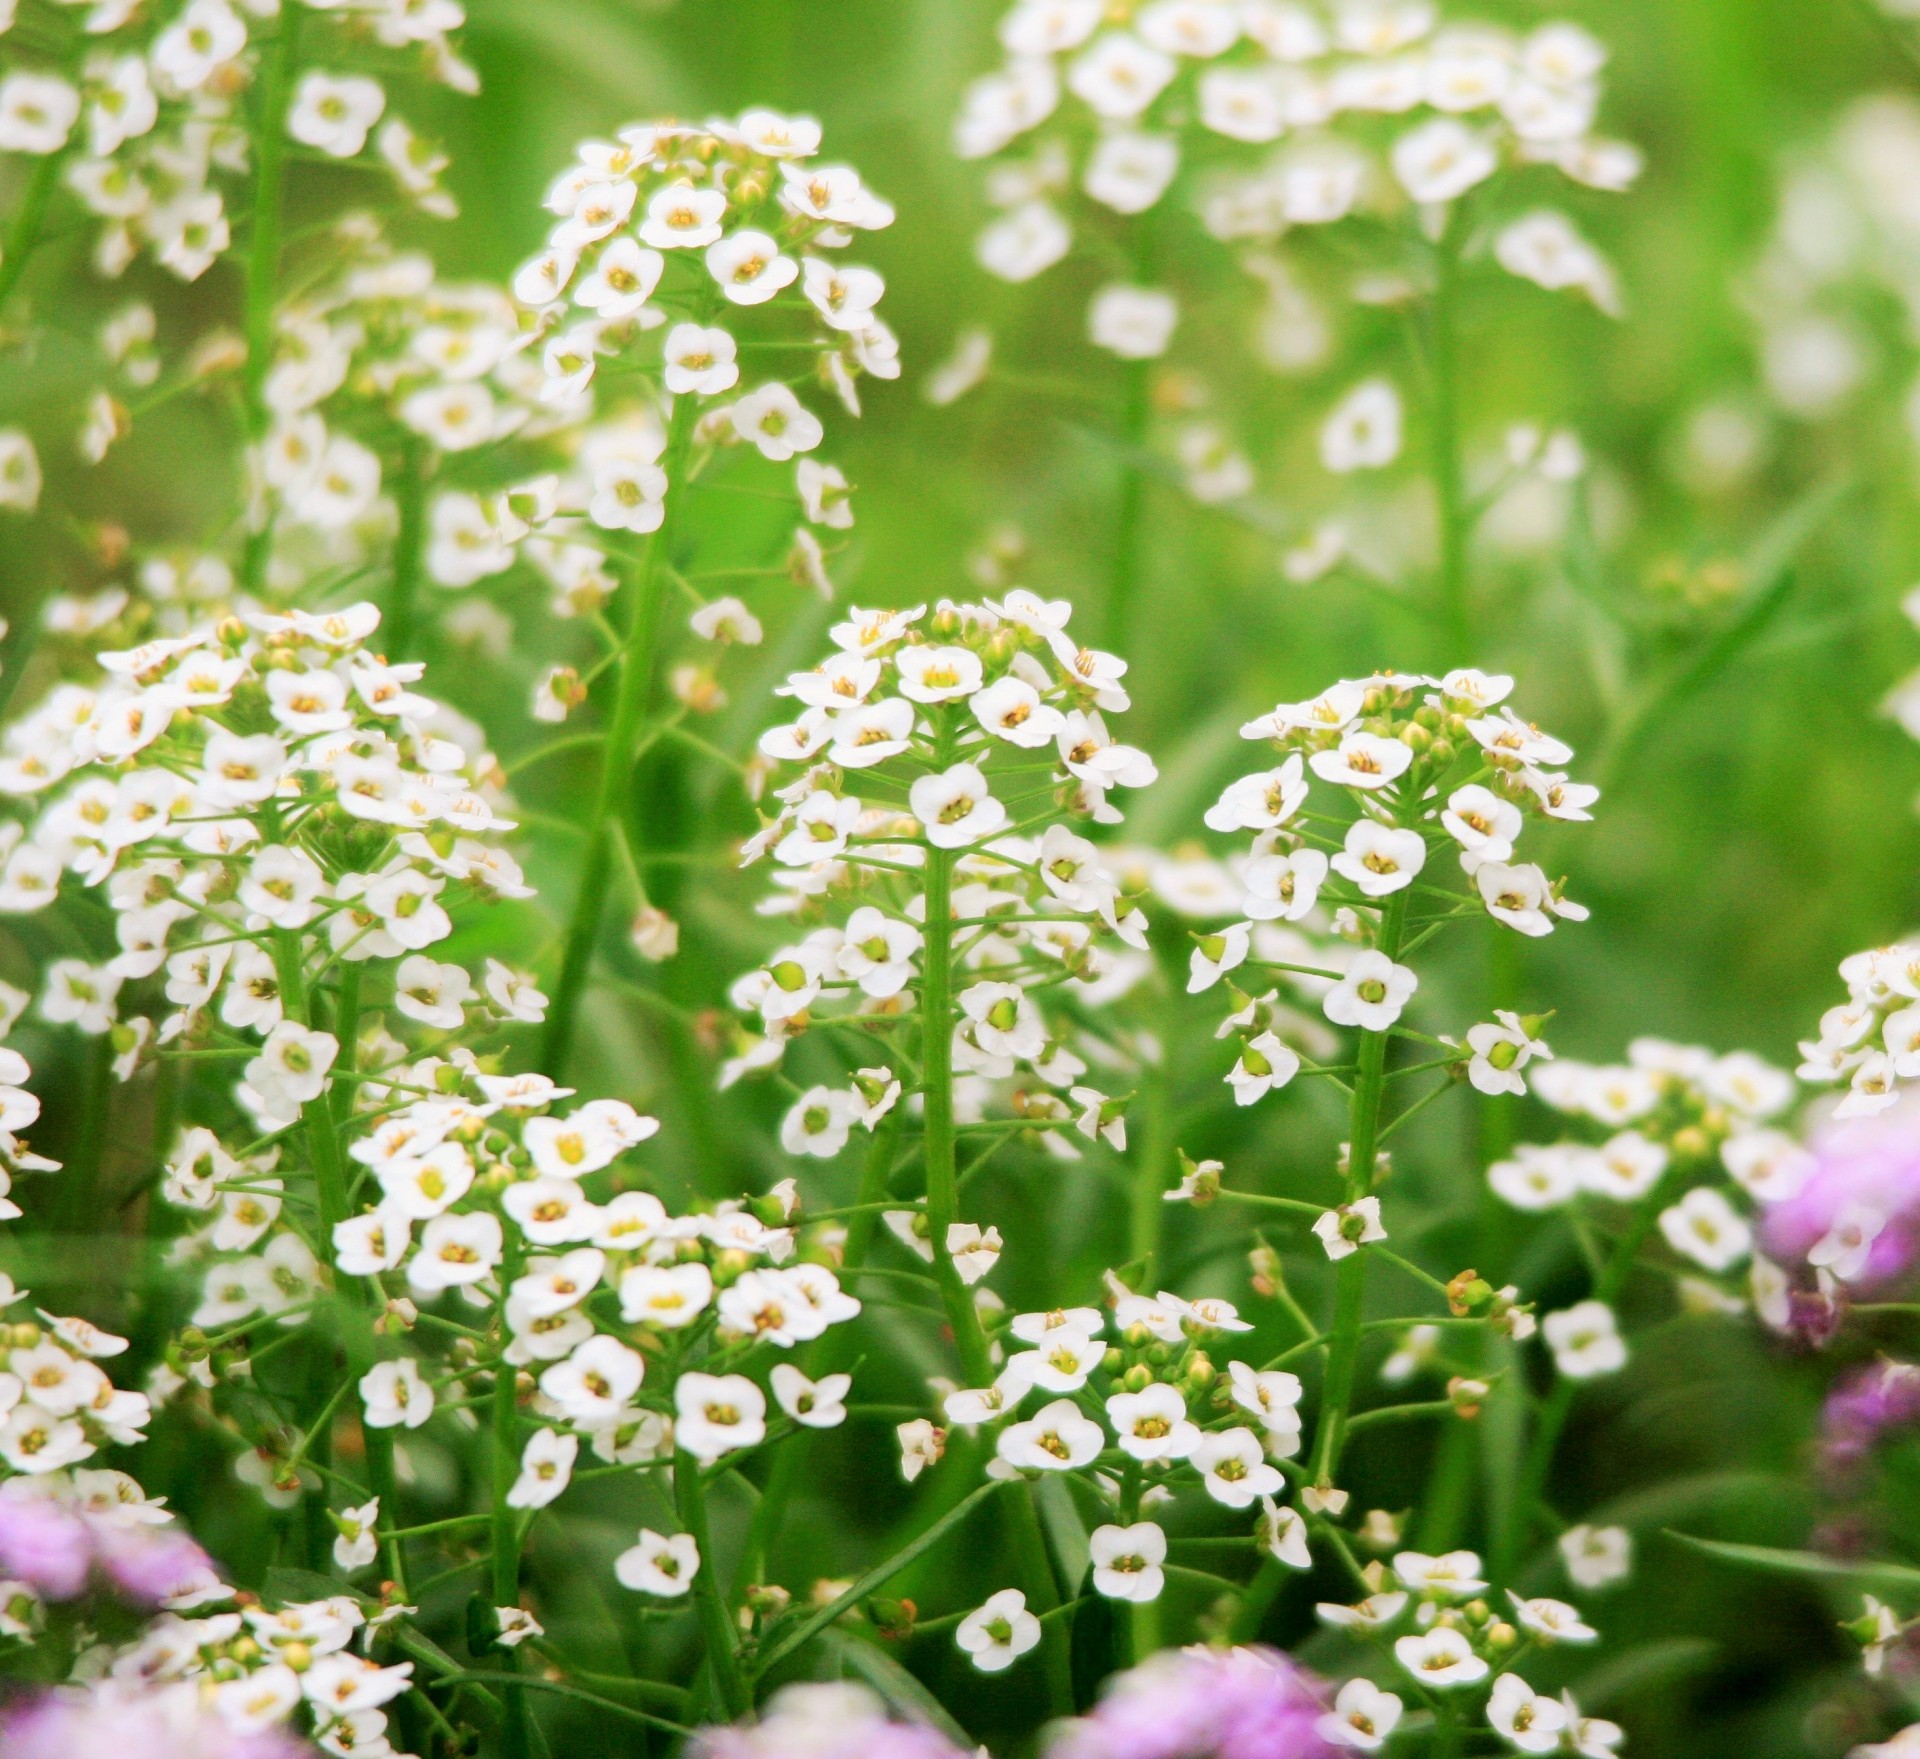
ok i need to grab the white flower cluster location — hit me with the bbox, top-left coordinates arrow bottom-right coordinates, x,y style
1198,667 -> 1592,1105
0,603 -> 530,1129
1315,1549 -> 1621,1754
255,248 -> 575,570
511,107 -> 893,527
0,0 -> 467,287
728,592 -> 1159,1154
1797,941 -> 1920,1121
1488,1036 -> 1805,1371
949,1275 -> 1314,1666
959,0 -> 1637,320
97,1591 -> 419,1756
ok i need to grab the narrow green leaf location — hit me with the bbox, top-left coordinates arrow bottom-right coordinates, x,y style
1665,1531 -> 1920,1589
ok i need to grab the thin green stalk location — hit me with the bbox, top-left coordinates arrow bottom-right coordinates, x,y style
241,11 -> 303,595
675,1447 -> 751,1719
1309,890 -> 1408,1491
540,390 -> 702,1076
919,834 -> 993,1388
0,149 -> 67,312
1005,1480 -> 1073,1715
1428,224 -> 1471,663
383,439 -> 430,661
491,1238 -> 531,1759
1493,1171 -> 1675,1584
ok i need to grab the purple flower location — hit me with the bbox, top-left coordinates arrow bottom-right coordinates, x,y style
0,1679 -> 312,1759
92,1524 -> 220,1609
692,1682 -> 970,1759
1047,1645 -> 1338,1759
1762,1094 -> 1920,1292
1820,1360 -> 1920,1481
0,1495 -> 94,1601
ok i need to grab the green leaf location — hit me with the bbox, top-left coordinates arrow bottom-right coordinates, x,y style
818,1629 -> 974,1749
751,1480 -> 1001,1680
1665,1531 -> 1920,1590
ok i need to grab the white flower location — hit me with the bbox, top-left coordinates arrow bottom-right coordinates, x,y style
641,183 -> 727,250
1069,32 -> 1177,119
1314,1197 -> 1388,1261
288,73 -> 385,159
1259,1496 -> 1313,1568
331,1498 -> 380,1573
249,1021 -> 339,1107
506,1428 -> 579,1509
1085,131 -> 1179,212
997,1397 -> 1105,1472
797,459 -> 854,530
1243,849 -> 1329,922
910,763 -> 1007,848
956,1588 -> 1041,1673
575,238 -> 664,318
1312,731 -> 1415,792
360,1358 -> 434,1430
1393,1624 -> 1488,1688
1321,380 -> 1403,472
1509,1593 -> 1599,1644
1089,1522 -> 1166,1602
802,256 -> 886,332
1318,1678 -> 1404,1752
673,1371 -> 766,1462
1467,1011 -> 1551,1096
1559,1522 -> 1632,1590
614,1528 -> 698,1595
407,1211 -> 504,1294
1394,1548 -> 1487,1598
0,73 -> 80,155
1229,1361 -> 1304,1453
1491,1143 -> 1584,1211
977,200 -> 1071,282
1188,922 -> 1251,993
1475,860 -> 1558,936
947,1222 -> 1004,1286
898,1416 -> 945,1483
619,1262 -> 713,1328
1324,952 -> 1418,1032
662,322 -> 740,397
1228,1031 -> 1300,1105
1193,1426 -> 1285,1508
1088,285 -> 1179,359
1494,211 -> 1620,315
486,961 -> 548,1022
1391,117 -> 1498,203
780,1086 -> 858,1159
0,431 -> 41,512
494,1607 -> 544,1648
1331,821 -> 1426,898
1658,1185 -> 1751,1273
731,384 -> 824,461
1105,1383 -> 1201,1461
1542,1300 -> 1626,1380
769,1364 -> 850,1428
707,230 -> 799,305
1488,1674 -> 1569,1753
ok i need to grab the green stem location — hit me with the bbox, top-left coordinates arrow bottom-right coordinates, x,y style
241,11 -> 302,596
540,391 -> 702,1077
1309,890 -> 1408,1490
1428,224 -> 1471,663
1004,1481 -> 1073,1715
1494,1171 -> 1676,1583
919,835 -> 993,1388
383,439 -> 430,661
676,1447 -> 751,1719
0,149 -> 66,312
491,1240 -> 531,1759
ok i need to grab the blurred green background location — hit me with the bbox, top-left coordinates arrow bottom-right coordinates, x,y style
9,1 -> 1920,1753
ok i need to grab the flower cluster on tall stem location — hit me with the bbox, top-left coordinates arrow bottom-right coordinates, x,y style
506,108 -> 899,1077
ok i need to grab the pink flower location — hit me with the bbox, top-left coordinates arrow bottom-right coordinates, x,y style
1047,1645 -> 1338,1759
693,1682 -> 969,1759
1762,1095 -> 1920,1293
1,1679 -> 312,1759
0,1495 -> 93,1600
